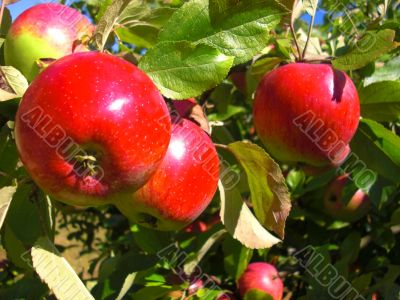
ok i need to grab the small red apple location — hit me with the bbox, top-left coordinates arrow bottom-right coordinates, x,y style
5,3 -> 94,81
253,63 -> 360,168
237,262 -> 284,300
15,52 -> 171,207
116,116 -> 219,231
324,174 -> 370,222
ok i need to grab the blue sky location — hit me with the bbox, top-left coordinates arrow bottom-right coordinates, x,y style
8,0 -> 41,19
8,1 -> 326,24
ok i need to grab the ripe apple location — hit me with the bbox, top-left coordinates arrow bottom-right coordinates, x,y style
15,52 -> 171,207
237,262 -> 284,300
324,174 -> 370,222
116,116 -> 219,231
253,63 -> 360,167
4,3 -> 94,81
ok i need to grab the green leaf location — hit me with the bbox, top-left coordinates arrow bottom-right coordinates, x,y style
0,275 -> 48,299
94,0 -> 137,50
116,4 -> 175,48
116,273 -> 137,300
351,273 -> 372,294
222,236 -> 253,280
139,41 -> 234,99
1,184 -> 54,268
364,56 -> 400,85
227,142 -> 291,239
0,66 -> 29,96
208,105 -> 245,121
332,30 -> 399,71
0,7 -> 12,36
243,289 -> 274,300
359,80 -> 400,121
95,0 -> 113,22
183,229 -> 226,275
131,286 -> 172,300
31,237 -> 95,300
390,208 -> 400,225
0,185 -> 16,231
219,180 -> 281,249
130,224 -> 171,254
303,0 -> 318,17
250,57 -> 283,80
350,119 -> 400,182
158,0 -> 284,65
340,232 -> 361,264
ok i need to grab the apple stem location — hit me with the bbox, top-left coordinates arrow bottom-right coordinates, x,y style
301,12 -> 316,60
214,143 -> 228,150
74,154 -> 100,177
289,24 -> 302,61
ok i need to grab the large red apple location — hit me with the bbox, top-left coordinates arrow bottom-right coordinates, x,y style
324,174 -> 370,222
253,63 -> 360,167
15,52 -> 171,207
5,3 -> 94,81
238,262 -> 284,300
116,116 -> 219,231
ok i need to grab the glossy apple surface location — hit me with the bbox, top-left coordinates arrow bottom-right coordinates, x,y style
15,52 -> 171,207
5,3 -> 94,81
253,63 -> 360,167
116,117 -> 219,231
324,174 -> 370,222
238,262 -> 284,300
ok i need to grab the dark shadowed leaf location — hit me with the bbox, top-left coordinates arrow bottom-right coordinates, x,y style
222,236 -> 253,280
183,229 -> 226,274
359,80 -> 400,121
350,119 -> 400,182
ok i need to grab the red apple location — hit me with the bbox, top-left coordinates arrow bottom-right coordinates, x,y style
324,174 -> 370,222
238,262 -> 284,300
253,63 -> 360,167
15,52 -> 171,207
5,3 -> 94,81
116,116 -> 219,231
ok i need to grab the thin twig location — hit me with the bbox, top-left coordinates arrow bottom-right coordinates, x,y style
290,24 -> 301,61
301,12 -> 316,60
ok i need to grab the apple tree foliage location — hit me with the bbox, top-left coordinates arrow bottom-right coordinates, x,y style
0,0 -> 399,299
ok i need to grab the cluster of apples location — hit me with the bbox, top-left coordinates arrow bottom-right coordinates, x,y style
7,3 -> 219,231
7,2 -> 367,232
